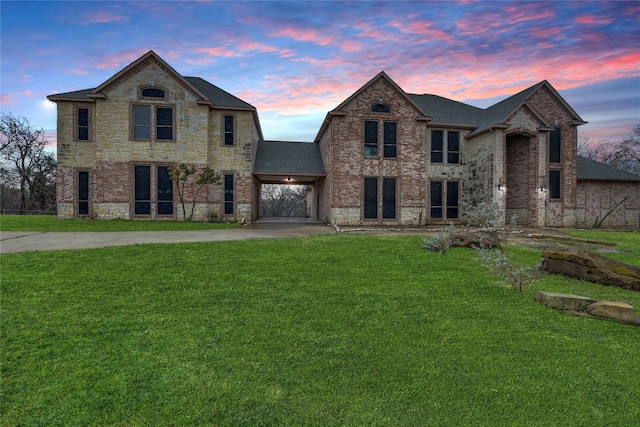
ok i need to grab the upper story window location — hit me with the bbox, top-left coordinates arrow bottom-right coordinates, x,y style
141,87 -> 166,99
371,103 -> 391,113
364,120 -> 397,158
431,130 -> 460,164
549,127 -> 561,164
447,131 -> 460,164
364,120 -> 379,158
77,107 -> 90,141
383,122 -> 397,158
132,104 -> 174,141
224,115 -> 235,146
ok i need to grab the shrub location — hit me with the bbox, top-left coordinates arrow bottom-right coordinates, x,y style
475,246 -> 544,292
422,223 -> 454,254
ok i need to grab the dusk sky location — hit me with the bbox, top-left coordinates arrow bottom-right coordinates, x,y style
1,1 -> 639,149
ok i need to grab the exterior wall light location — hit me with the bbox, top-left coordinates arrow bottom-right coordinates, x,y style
540,183 -> 548,192
497,180 -> 505,191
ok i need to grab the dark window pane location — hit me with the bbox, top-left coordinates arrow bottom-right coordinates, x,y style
78,126 -> 89,141
134,165 -> 151,215
447,131 -> 459,164
78,108 -> 89,141
430,180 -> 443,218
78,171 -> 89,215
156,107 -> 173,140
364,121 -> 378,158
224,174 -> 234,215
135,202 -> 151,215
550,127 -> 561,163
157,166 -> 173,216
549,169 -> 561,199
383,122 -> 397,158
372,103 -> 390,113
157,108 -> 172,126
224,116 -> 234,145
431,130 -> 443,163
78,108 -> 89,126
225,116 -> 234,132
447,181 -> 459,219
382,177 -> 396,219
133,105 -> 150,139
364,177 -> 378,219
142,88 -> 165,98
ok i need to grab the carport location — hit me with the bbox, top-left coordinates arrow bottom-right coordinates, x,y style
252,140 -> 326,221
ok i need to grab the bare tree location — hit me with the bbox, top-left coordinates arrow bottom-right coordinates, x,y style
579,122 -> 640,175
0,113 -> 53,212
261,184 -> 308,217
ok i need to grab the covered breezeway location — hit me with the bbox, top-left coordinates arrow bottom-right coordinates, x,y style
252,140 -> 326,222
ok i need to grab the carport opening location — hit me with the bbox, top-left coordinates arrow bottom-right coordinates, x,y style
261,184 -> 310,217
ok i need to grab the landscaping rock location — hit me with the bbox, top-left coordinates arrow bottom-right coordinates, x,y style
534,291 -> 597,311
540,248 -> 640,291
451,230 -> 498,249
587,301 -> 637,324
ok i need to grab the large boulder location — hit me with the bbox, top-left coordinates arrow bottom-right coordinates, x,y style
587,301 -> 637,324
540,248 -> 640,291
451,230 -> 498,248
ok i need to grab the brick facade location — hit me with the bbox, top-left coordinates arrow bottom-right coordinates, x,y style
50,52 -> 639,228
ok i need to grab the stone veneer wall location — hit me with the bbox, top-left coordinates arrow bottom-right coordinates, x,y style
56,58 -> 257,222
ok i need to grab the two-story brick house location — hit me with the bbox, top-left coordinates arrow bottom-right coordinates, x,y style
48,50 -> 261,222
313,71 -> 640,228
49,51 -> 640,228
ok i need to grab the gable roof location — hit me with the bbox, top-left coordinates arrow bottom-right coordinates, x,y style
409,94 -> 484,128
577,155 -> 640,181
254,140 -> 325,176
47,51 -> 255,110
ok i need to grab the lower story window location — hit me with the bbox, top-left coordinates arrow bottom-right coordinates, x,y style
224,173 -> 234,215
549,169 -> 561,200
157,166 -> 173,215
364,177 -> 397,219
134,165 -> 151,215
78,171 -> 89,215
430,180 -> 459,219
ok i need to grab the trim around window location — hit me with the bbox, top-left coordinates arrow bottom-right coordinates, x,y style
74,104 -> 92,142
131,103 -> 175,141
222,114 -> 236,146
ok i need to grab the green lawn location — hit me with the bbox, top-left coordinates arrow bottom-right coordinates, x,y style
2,234 -> 639,426
0,214 -> 240,231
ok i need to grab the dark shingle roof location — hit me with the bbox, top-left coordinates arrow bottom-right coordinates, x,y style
254,140 -> 325,175
47,79 -> 254,110
183,77 -> 255,109
473,82 -> 546,134
47,88 -> 93,101
577,156 -> 640,181
408,94 -> 484,127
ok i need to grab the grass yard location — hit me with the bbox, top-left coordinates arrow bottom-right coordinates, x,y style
0,214 -> 240,232
2,233 -> 639,426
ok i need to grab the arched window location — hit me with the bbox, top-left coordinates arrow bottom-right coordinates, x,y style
371,103 -> 391,113
141,87 -> 165,99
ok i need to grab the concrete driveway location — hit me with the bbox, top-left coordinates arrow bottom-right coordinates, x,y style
0,220 -> 336,254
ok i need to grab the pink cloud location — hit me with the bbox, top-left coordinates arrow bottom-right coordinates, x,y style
81,11 -> 129,26
528,26 -> 564,38
575,15 -> 613,25
504,4 -> 556,23
389,19 -> 455,43
95,49 -> 149,69
1,94 -> 14,105
194,46 -> 238,58
269,27 -> 334,46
